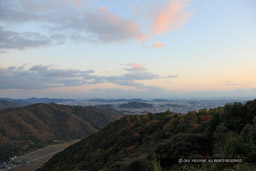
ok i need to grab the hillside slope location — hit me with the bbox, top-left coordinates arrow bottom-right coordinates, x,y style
0,103 -> 120,162
95,104 -> 125,115
0,100 -> 23,110
40,100 -> 256,171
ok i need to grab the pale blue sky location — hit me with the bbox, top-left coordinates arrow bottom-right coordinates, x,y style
0,0 -> 255,99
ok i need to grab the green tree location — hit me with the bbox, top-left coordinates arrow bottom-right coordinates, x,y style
213,123 -> 228,157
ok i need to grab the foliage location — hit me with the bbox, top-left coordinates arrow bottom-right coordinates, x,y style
39,99 -> 256,170
0,103 -> 119,162
0,99 -> 23,111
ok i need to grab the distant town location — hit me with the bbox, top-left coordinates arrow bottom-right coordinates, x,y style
1,97 -> 250,115
60,98 -> 249,115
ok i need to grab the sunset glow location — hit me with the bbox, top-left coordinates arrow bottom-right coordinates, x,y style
0,0 -> 255,98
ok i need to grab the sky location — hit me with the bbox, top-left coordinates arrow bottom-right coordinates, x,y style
0,0 -> 256,99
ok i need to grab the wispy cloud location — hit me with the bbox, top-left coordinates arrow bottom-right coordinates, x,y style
166,75 -> 178,78
0,0 -> 146,50
0,65 -> 95,89
94,64 -> 163,89
224,81 -> 239,86
0,0 -> 192,50
0,64 -> 177,90
151,0 -> 192,35
77,7 -> 146,42
0,27 -> 54,50
128,64 -> 145,70
152,41 -> 166,48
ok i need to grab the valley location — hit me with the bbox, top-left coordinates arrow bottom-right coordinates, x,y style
0,103 -> 119,162
1,139 -> 80,171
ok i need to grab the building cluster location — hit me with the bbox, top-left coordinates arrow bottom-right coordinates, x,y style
0,157 -> 30,171
61,99 -> 245,114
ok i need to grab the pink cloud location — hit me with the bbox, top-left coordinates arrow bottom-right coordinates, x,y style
0,0 -> 192,48
152,41 -> 166,48
0,1 -> 147,45
83,7 -> 147,42
132,64 -> 145,70
151,0 -> 192,35
69,0 -> 84,7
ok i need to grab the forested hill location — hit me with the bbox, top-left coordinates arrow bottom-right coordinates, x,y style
0,100 -> 23,110
40,100 -> 256,171
0,103 -> 120,162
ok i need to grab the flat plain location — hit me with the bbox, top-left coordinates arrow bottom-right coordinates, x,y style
8,139 -> 80,171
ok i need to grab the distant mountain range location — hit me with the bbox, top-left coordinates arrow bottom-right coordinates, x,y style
119,102 -> 153,109
89,98 -> 171,103
0,103 -> 119,162
89,98 -> 147,103
0,98 -> 171,106
0,97 -> 74,106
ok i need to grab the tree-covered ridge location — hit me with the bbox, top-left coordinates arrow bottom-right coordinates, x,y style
95,104 -> 125,115
0,99 -> 23,110
40,100 -> 256,171
0,103 -> 120,162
